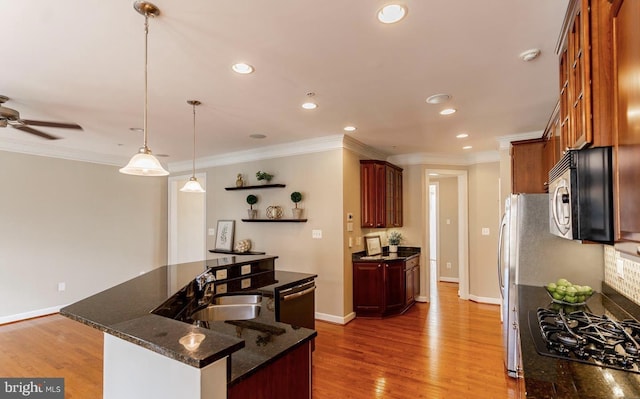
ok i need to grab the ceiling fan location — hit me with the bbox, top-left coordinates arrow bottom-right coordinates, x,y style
0,95 -> 82,140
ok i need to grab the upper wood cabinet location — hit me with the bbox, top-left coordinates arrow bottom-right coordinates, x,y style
511,138 -> 546,194
557,0 -> 614,152
360,160 -> 403,228
612,0 -> 640,242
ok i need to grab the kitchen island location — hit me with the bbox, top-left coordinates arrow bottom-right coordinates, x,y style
61,255 -> 317,399
518,284 -> 640,398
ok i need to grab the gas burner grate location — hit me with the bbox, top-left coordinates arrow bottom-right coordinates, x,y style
529,308 -> 640,374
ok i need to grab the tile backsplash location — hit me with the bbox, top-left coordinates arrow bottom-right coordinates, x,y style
604,245 -> 640,304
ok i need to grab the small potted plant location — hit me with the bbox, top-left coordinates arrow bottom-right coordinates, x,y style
246,194 -> 258,219
256,171 -> 273,184
290,191 -> 303,218
388,231 -> 403,253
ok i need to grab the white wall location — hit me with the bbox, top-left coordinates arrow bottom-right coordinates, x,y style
0,151 -> 167,322
201,150 -> 346,320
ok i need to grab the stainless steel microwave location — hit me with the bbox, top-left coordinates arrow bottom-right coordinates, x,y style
548,146 -> 613,243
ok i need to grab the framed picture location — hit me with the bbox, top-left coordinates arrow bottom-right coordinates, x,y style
214,220 -> 235,251
365,235 -> 382,256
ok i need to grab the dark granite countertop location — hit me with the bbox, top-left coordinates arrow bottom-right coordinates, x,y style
352,246 -> 420,262
60,255 -> 316,385
518,284 -> 640,398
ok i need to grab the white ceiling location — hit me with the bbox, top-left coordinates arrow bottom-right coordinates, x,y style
0,0 -> 568,169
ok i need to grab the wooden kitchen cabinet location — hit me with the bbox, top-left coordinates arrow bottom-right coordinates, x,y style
542,102 -> 562,191
612,0 -> 640,242
353,256 -> 418,318
557,0 -> 613,151
510,138 -> 545,194
360,160 -> 403,228
404,256 -> 420,305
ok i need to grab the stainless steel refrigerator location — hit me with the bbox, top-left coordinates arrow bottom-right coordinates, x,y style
497,193 -> 604,378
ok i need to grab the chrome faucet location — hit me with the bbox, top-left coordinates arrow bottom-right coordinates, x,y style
195,269 -> 216,305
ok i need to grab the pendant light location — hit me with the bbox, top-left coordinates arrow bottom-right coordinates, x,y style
180,100 -> 205,193
120,1 -> 169,176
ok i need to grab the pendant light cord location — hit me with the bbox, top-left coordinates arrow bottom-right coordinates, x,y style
191,103 -> 196,178
143,13 -> 150,151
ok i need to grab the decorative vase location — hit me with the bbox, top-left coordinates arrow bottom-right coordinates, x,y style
266,206 -> 283,219
236,174 -> 244,187
247,209 -> 257,219
389,244 -> 398,253
292,208 -> 303,219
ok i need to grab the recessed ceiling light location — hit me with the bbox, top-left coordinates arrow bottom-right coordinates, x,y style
232,63 -> 254,74
462,145 -> 473,150
344,126 -> 357,132
426,94 -> 451,104
519,49 -> 541,62
302,102 -> 318,110
440,108 -> 456,115
250,134 -> 266,139
456,133 -> 469,138
377,4 -> 407,24
429,173 -> 439,176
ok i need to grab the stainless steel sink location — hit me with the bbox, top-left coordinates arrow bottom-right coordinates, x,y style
213,294 -> 262,305
191,304 -> 261,321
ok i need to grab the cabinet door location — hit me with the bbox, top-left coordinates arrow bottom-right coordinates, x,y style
360,163 -> 376,228
374,163 -> 386,227
412,264 -> 420,300
405,268 -> 414,305
511,139 -> 545,194
353,262 -> 384,314
384,261 -> 405,313
568,1 -> 592,148
613,0 -> 640,241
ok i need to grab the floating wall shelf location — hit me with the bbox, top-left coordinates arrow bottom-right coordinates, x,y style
226,184 -> 286,191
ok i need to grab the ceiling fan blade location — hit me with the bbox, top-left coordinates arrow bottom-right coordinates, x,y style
13,125 -> 60,140
21,119 -> 83,130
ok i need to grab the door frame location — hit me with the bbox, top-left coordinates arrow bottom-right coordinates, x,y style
425,169 -> 469,300
168,172 -> 207,265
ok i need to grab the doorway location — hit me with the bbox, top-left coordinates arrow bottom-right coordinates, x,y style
168,173 -> 207,264
425,169 -> 469,300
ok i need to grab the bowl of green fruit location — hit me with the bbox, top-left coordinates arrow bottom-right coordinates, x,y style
545,278 -> 594,305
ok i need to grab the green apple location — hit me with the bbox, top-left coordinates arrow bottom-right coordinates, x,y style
546,283 -> 557,293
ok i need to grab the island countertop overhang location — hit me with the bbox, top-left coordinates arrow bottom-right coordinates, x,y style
60,255 -> 316,372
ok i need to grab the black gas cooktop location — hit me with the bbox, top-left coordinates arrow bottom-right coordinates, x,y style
529,307 -> 640,374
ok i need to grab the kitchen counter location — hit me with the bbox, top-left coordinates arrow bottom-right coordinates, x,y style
518,284 -> 640,398
60,255 -> 317,386
352,246 -> 420,262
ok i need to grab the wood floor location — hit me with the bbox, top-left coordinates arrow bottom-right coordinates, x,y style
0,282 -> 523,398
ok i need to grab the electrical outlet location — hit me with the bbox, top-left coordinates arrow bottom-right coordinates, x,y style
58,282 -> 66,292
446,262 -> 452,269
356,236 -> 362,245
208,228 -> 216,236
482,227 -> 490,236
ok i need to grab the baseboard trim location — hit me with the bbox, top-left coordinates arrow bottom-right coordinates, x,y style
439,277 -> 460,283
0,305 -> 63,325
315,311 -> 355,325
416,295 -> 429,303
468,295 -> 501,305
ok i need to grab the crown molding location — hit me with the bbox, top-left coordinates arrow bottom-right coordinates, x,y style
169,135 -> 353,173
0,136 -> 126,166
388,150 -> 500,166
496,130 -> 543,150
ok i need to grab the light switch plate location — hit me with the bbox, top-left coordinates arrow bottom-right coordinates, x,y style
616,259 -> 625,278
482,227 -> 490,236
312,229 -> 322,239
208,228 -> 216,236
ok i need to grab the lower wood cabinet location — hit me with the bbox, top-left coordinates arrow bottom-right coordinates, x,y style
228,341 -> 312,399
353,256 -> 419,318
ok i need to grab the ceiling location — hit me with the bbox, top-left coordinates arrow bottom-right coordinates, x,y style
0,0 -> 569,169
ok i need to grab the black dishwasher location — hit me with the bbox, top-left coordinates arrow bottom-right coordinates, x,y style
274,278 -> 316,330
